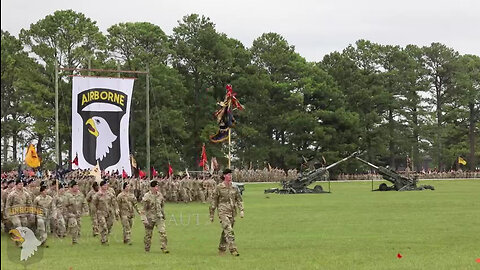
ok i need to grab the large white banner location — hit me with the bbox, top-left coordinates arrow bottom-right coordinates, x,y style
72,76 -> 134,175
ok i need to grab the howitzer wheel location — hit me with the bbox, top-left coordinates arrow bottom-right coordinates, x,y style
379,183 -> 388,191
313,185 -> 324,193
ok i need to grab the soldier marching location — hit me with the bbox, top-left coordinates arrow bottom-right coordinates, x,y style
1,167 -> 252,256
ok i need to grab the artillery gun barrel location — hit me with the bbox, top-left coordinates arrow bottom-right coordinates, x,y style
355,157 -> 379,170
325,151 -> 360,170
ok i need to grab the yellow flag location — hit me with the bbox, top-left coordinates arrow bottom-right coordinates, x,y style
25,144 -> 41,168
130,154 -> 137,169
458,157 -> 467,165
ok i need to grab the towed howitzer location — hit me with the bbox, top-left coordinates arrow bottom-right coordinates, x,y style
265,152 -> 359,194
355,157 -> 434,191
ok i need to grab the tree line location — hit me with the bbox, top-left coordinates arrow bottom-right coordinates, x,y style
1,10 -> 479,173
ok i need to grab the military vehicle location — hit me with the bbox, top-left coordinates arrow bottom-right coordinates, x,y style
355,157 -> 434,191
264,152 -> 359,194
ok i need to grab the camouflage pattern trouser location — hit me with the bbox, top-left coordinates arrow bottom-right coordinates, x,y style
218,215 -> 237,252
50,218 -> 55,233
170,192 -> 178,202
179,189 -> 188,203
198,190 -> 206,203
89,207 -> 99,236
9,215 -> 28,228
121,215 -> 133,243
3,217 -> 13,233
97,214 -> 115,244
55,213 -> 66,237
67,215 -> 80,243
207,189 -> 215,202
144,217 -> 167,251
108,211 -> 115,234
76,216 -> 82,236
27,214 -> 36,228
36,217 -> 48,243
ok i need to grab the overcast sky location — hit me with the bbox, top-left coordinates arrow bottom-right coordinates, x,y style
1,0 -> 479,62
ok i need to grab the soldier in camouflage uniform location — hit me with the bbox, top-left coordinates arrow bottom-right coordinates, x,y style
52,183 -> 67,238
209,169 -> 244,256
158,178 -> 167,199
117,182 -> 140,244
106,180 -> 119,234
65,180 -> 87,244
207,177 -> 217,201
178,178 -> 188,203
194,179 -> 206,203
169,179 -> 178,202
92,180 -> 119,245
86,182 -> 99,237
141,180 -> 169,253
5,180 -> 32,228
23,180 -> 37,228
33,185 -> 55,246
1,180 -> 15,232
186,178 -> 193,202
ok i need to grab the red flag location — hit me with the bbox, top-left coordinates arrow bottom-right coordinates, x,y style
225,84 -> 244,110
397,253 -> 402,259
71,153 -> 79,166
139,169 -> 146,178
198,144 -> 208,170
122,169 -> 128,179
168,164 -> 173,177
151,167 -> 158,177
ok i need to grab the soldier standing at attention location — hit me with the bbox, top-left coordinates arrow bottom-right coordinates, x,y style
209,169 -> 244,256
92,180 -> 119,245
117,182 -> 140,245
65,180 -> 87,245
141,180 -> 169,253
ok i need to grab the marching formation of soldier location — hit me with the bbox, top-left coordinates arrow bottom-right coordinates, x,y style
1,168 -> 245,256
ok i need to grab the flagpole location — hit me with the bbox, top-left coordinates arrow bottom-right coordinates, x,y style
228,129 -> 231,169
55,59 -> 60,167
146,64 -> 151,179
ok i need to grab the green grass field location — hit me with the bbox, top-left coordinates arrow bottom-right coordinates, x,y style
1,180 -> 479,270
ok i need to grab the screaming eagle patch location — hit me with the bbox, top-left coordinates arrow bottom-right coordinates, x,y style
78,88 -> 126,169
